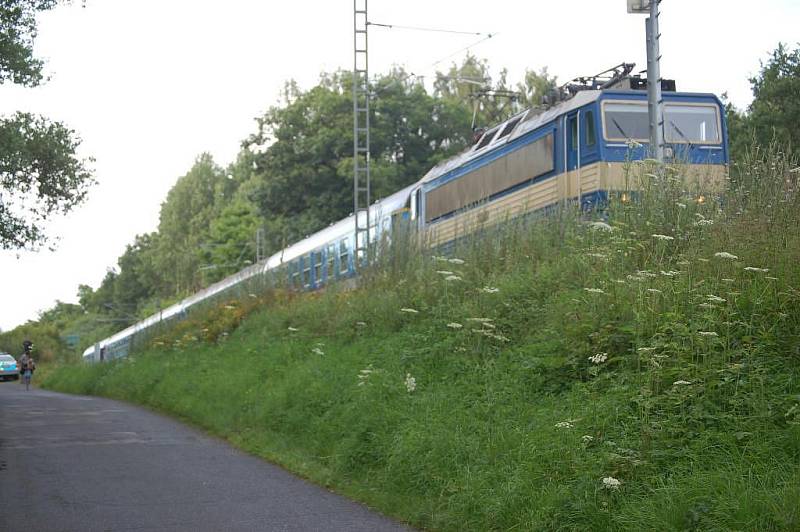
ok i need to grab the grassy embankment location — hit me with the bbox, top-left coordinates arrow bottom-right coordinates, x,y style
43,149 -> 800,531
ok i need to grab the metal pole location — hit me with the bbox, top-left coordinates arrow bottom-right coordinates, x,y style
645,0 -> 664,161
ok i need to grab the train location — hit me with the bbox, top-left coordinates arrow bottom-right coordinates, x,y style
82,65 -> 729,362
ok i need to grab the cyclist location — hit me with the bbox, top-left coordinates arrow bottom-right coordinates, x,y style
20,340 -> 35,390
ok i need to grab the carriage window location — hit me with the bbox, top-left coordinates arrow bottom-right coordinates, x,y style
570,117 -> 578,147
603,102 -> 649,141
291,260 -> 301,288
313,253 -> 323,283
327,244 -> 336,278
664,104 -> 720,143
585,110 -> 596,147
339,240 -> 349,273
302,257 -> 312,288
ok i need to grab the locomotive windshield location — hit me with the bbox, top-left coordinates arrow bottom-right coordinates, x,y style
603,101 -> 721,144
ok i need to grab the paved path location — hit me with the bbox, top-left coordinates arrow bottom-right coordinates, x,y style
0,382 -> 411,532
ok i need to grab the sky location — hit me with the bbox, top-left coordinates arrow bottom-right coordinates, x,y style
1,0 -> 799,332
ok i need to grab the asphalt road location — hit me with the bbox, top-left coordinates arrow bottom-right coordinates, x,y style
0,382 -> 412,532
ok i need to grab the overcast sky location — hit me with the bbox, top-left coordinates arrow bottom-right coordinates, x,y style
1,0 -> 798,332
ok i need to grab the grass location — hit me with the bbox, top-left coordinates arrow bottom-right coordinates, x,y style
42,148 -> 800,531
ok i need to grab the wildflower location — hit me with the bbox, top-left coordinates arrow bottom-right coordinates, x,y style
706,294 -> 726,303
660,270 -> 680,277
224,305 -> 236,310
743,267 -> 769,273
288,327 -> 299,332
444,275 -> 462,282
676,202 -> 687,209
434,256 -> 449,262
714,252 -> 738,260
357,366 -> 374,386
698,331 -> 718,337
436,270 -> 454,275
312,347 -> 325,356
589,221 -> 614,232
652,234 -> 674,241
446,322 -> 463,329
698,303 -> 717,310
637,347 -> 655,353
248,293 -> 258,298
481,286 -> 500,293
673,380 -> 692,386
588,353 -> 608,364
602,476 -> 622,490
555,421 -> 574,429
448,258 -> 465,265
587,253 -> 607,259
694,219 -> 714,227
400,308 -> 419,314
637,270 -> 658,278
765,276 -> 778,281
646,288 -> 662,294
356,321 -> 367,327
582,435 -> 594,444
722,278 -> 734,283
584,288 -> 606,294
405,373 -> 416,393
467,318 -> 493,323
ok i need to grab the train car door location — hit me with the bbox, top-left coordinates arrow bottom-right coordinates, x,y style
566,111 -> 580,199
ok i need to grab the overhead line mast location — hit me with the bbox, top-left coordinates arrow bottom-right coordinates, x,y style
353,0 -> 371,268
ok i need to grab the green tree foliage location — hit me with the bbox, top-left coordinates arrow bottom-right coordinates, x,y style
155,153 -> 235,294
748,43 -> 800,150
1,0 -> 94,249
246,68 -> 474,254
725,43 -> 800,160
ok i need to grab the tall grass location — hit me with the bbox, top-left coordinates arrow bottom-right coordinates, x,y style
44,148 -> 800,531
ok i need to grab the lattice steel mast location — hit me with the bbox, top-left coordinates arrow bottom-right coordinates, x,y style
353,0 -> 371,267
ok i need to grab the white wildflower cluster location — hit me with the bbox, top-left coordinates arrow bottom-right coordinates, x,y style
698,303 -> 718,310
637,347 -> 655,353
224,305 -> 236,310
481,286 -> 500,294
660,270 -> 682,277
248,293 -> 258,298
311,344 -> 325,356
673,380 -> 692,386
744,267 -> 769,273
627,270 -> 658,282
584,288 -> 606,294
400,308 -> 419,314
589,221 -> 614,232
652,234 -> 675,241
287,327 -> 299,332
698,331 -> 718,337
444,275 -> 463,282
357,366 -> 373,386
714,252 -> 738,260
587,253 -> 608,259
706,294 -> 726,303
436,270 -> 454,275
448,258 -> 465,265
404,373 -> 416,393
646,288 -> 662,294
602,476 -> 622,490
588,353 -> 608,364
676,202 -> 687,209
467,317 -> 493,324
581,435 -> 594,444
446,322 -> 463,329
722,278 -> 735,283
555,420 -> 574,429
694,219 -> 714,227
356,321 -> 367,327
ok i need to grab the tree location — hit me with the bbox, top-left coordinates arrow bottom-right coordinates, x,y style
1,0 -> 94,250
747,43 -> 800,151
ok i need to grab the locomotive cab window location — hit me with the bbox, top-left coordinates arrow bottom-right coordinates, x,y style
664,104 -> 720,144
339,240 -> 349,273
603,102 -> 649,141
